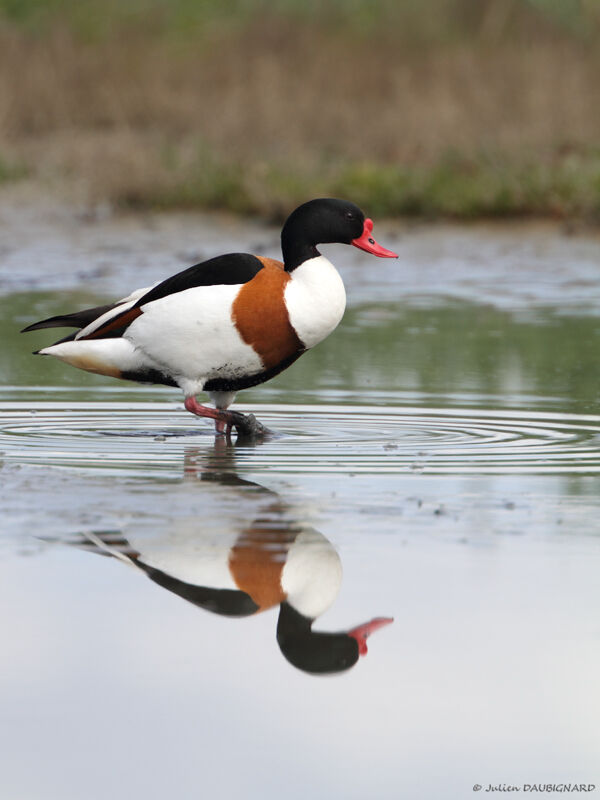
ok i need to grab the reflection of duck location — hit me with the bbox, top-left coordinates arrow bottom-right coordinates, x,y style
71,443 -> 392,675
22,199 -> 397,436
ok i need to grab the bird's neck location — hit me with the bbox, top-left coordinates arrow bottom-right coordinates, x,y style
281,219 -> 320,272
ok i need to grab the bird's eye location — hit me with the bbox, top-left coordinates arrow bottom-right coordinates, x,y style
345,211 -> 354,220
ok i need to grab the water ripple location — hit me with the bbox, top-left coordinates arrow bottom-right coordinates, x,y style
0,399 -> 598,476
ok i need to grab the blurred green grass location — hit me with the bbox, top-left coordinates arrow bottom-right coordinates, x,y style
1,0 -> 600,220
2,0 -> 599,40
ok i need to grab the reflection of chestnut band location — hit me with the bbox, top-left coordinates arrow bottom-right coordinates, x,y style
69,448 -> 393,676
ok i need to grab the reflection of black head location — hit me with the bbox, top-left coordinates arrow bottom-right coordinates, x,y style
276,601 -> 359,675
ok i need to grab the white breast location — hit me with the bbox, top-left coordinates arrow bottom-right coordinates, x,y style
284,255 -> 346,349
280,529 -> 342,619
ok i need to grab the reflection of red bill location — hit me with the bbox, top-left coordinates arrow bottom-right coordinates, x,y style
351,219 -> 398,258
348,616 -> 394,656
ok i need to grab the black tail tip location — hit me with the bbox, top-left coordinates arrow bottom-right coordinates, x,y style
21,320 -> 51,333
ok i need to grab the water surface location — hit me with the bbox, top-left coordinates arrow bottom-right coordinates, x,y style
1,205 -> 599,799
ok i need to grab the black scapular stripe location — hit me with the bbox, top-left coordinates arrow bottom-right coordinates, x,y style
133,253 -> 264,308
23,253 -> 263,337
138,561 -> 260,617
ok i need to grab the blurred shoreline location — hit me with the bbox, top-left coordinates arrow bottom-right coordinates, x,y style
2,0 -> 600,222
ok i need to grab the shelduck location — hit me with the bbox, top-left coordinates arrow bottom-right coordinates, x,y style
72,496 -> 393,674
22,198 -> 398,435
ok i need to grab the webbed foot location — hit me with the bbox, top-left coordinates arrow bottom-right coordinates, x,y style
224,411 -> 273,439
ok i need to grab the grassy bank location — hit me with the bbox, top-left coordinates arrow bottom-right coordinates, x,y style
2,0 -> 600,220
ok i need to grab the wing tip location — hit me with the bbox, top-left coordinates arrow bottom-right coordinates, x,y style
21,318 -> 66,333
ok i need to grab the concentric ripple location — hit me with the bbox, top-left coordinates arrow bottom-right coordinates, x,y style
1,397 -> 599,476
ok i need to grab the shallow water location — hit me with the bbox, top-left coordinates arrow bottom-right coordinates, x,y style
1,205 -> 599,799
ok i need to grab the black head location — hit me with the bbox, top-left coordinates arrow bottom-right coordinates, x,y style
281,198 -> 398,271
276,601 -> 360,674
276,602 -> 393,675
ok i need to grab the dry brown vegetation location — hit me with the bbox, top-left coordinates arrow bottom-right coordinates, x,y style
1,3 -> 600,218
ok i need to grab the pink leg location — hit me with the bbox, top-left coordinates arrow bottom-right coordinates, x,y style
184,395 -> 271,438
184,396 -> 226,433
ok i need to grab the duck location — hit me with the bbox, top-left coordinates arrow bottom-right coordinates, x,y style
22,198 -> 398,436
71,507 -> 393,675
62,441 -> 393,675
